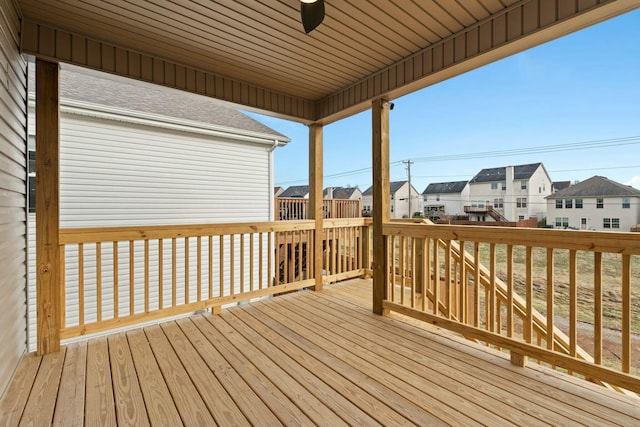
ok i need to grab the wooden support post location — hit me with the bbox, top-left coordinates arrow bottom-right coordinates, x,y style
510,352 -> 528,367
36,59 -> 61,355
372,98 -> 390,315
309,123 -> 323,291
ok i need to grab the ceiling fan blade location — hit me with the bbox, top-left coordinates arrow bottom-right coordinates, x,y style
301,0 -> 325,34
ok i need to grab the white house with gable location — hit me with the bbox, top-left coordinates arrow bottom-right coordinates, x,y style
422,181 -> 470,218
27,68 -> 289,350
467,163 -> 552,222
362,181 -> 422,219
546,176 -> 640,231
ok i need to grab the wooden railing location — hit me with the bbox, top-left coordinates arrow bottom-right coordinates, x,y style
382,222 -> 640,394
58,219 -> 370,339
276,197 -> 362,220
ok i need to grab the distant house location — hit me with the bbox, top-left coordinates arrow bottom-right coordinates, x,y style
274,186 -> 284,197
552,181 -> 572,193
467,163 -> 552,222
546,176 -> 640,231
280,185 -> 310,198
362,181 -> 422,219
422,181 -> 469,219
27,68 -> 289,350
324,186 -> 362,201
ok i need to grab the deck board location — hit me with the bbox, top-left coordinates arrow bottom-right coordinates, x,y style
1,278 -> 639,427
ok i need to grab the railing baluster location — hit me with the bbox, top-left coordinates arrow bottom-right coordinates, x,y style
96,242 -> 102,323
79,243 -> 84,326
197,236 -> 202,302
130,240 -> 135,314
506,244 -> 513,337
460,240 -> 467,324
594,252 -> 602,365
433,239 -> 440,316
489,243 -> 496,332
446,240 -> 452,319
422,238 -> 429,312
208,236 -> 213,299
230,234 -> 235,295
185,237 -> 190,304
60,245 -> 66,329
622,254 -> 631,374
240,233 -> 245,294
569,250 -> 577,359
172,238 -> 177,307
399,236 -> 405,305
113,241 -> 118,319
250,233 -> 255,292
525,246 -> 533,344
546,248 -> 554,351
473,242 -> 480,327
267,232 -> 272,287
158,239 -> 163,310
219,236 -> 224,296
410,237 -> 416,308
144,239 -> 149,313
259,233 -> 264,290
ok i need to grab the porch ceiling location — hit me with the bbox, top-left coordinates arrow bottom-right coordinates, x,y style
18,0 -> 640,123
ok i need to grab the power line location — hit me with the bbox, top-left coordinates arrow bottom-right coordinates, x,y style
275,135 -> 640,186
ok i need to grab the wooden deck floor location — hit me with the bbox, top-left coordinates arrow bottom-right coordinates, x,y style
1,279 -> 639,426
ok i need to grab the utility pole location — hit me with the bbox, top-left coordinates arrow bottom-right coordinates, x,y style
403,159 -> 414,217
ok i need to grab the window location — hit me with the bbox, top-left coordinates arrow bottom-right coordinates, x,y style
612,218 -> 620,229
493,198 -> 504,208
603,218 -> 611,229
596,198 -> 604,208
518,215 -> 525,220
501,183 -> 507,190
436,195 -> 440,201
491,183 -> 498,190
521,180 -> 527,190
565,199 -> 572,209
516,197 -> 527,208
622,198 -> 630,208
555,199 -> 562,209
390,205 -> 394,213
575,199 -> 583,208
555,217 -> 569,228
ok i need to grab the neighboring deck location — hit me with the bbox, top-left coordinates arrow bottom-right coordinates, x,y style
1,279 -> 639,427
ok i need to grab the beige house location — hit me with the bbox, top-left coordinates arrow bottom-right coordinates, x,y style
546,176 -> 640,231
362,181 -> 422,219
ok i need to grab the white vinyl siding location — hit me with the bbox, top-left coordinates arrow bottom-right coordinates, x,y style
28,110 -> 274,350
0,0 -> 28,396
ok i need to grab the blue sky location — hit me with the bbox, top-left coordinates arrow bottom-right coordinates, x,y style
247,8 -> 640,193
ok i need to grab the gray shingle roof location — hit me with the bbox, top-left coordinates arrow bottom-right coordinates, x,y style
324,187 -> 360,199
363,181 -> 408,196
423,181 -> 468,195
280,185 -> 309,198
29,67 -> 289,140
470,163 -> 542,183
546,176 -> 640,199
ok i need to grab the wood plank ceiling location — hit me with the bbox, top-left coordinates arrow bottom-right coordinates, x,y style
17,0 -> 640,123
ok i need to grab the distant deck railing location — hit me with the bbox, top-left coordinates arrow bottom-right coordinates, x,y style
276,197 -> 362,220
382,221 -> 640,394
57,219 -> 370,339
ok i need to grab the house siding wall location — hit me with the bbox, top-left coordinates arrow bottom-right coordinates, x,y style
547,196 -> 640,231
27,108 -> 273,350
424,185 -> 469,217
0,0 -> 28,396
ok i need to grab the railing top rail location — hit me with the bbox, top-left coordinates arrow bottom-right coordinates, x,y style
60,220 -> 316,244
383,223 -> 640,255
323,218 -> 368,228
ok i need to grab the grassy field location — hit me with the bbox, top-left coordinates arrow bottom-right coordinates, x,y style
475,243 -> 640,332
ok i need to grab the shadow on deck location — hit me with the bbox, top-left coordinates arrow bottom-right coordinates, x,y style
1,278 -> 639,426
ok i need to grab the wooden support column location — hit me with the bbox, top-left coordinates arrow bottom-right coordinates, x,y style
309,123 -> 323,291
36,59 -> 61,354
372,98 -> 390,315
